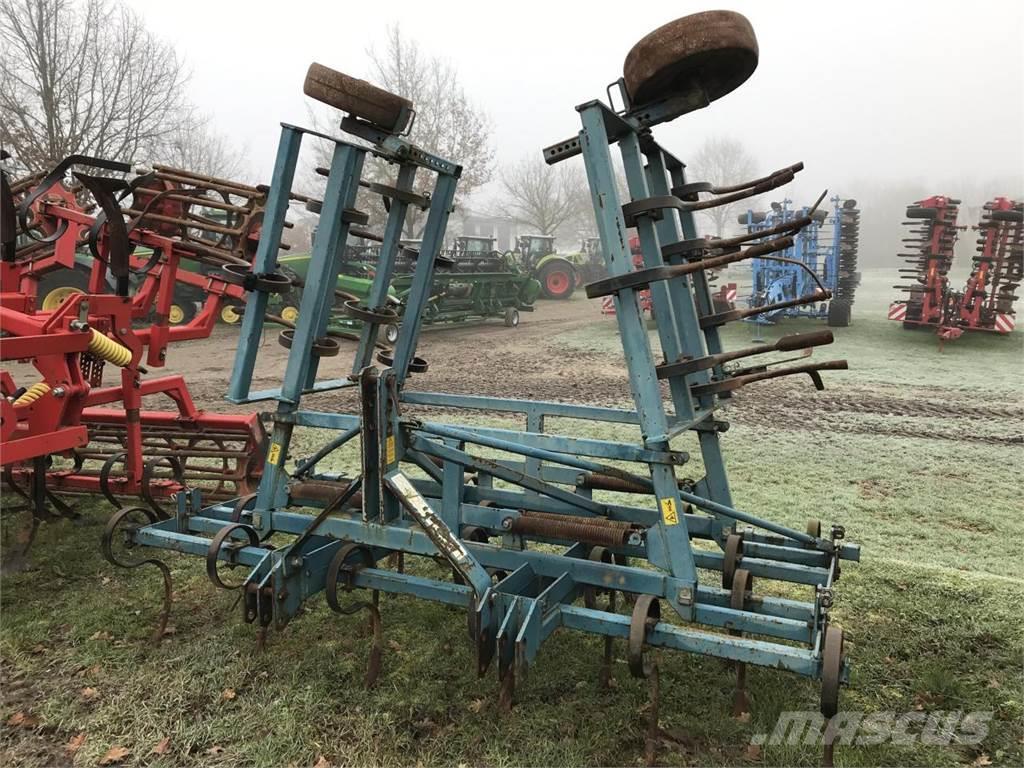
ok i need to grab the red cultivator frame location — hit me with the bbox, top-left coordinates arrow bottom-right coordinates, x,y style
954,197 -> 1022,336
1,154 -> 270,559
888,195 -> 1020,344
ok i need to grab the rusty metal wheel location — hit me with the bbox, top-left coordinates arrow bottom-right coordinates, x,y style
325,543 -> 376,613
820,625 -> 845,718
623,11 -> 758,109
806,518 -> 822,538
205,523 -> 260,590
628,594 -> 661,679
304,63 -> 413,134
722,532 -> 743,588
730,567 -> 754,716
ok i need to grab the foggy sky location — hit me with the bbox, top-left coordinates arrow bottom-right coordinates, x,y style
125,0 -> 1023,205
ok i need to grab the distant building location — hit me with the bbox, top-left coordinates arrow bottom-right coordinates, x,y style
456,210 -> 520,251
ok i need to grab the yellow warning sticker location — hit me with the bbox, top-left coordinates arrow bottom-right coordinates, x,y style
661,498 -> 679,525
386,435 -> 396,465
267,443 -> 282,466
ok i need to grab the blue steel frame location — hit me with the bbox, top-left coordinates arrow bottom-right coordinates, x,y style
112,94 -> 858,706
742,196 -> 846,322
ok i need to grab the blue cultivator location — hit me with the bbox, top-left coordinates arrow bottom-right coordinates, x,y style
105,12 -> 858,766
739,196 -> 862,327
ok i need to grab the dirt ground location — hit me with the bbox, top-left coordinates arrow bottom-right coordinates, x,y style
164,292 -> 1024,447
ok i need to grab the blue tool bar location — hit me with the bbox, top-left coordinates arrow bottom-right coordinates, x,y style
353,163 -> 418,372
618,133 -> 695,422
137,516 -> 821,644
227,125 -> 302,403
402,390 -> 642,424
253,142 -> 367,517
559,606 -> 826,679
391,172 -> 459,385
415,421 -> 655,485
579,102 -> 698,607
417,418 -> 684,465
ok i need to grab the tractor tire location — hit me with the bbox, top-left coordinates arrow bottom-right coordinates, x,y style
826,299 -> 851,328
538,262 -> 575,300
623,11 -> 758,109
304,63 -> 413,134
37,265 -> 90,311
504,308 -> 520,328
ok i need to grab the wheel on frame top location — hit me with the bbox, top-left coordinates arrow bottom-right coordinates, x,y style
623,11 -> 758,109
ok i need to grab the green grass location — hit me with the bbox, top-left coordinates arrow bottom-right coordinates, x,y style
2,271 -> 1022,767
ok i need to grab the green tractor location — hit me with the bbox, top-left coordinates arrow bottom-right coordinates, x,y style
274,236 -> 539,341
513,234 -> 579,300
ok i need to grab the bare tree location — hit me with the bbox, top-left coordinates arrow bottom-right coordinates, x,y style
0,0 -> 189,172
498,156 -> 590,236
310,24 -> 494,239
687,136 -> 758,236
164,117 -> 245,180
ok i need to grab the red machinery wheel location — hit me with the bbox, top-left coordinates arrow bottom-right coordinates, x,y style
539,263 -> 575,300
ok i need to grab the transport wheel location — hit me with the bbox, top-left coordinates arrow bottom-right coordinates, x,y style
384,323 -> 400,344
276,266 -> 303,324
38,266 -> 90,311
906,206 -> 938,220
221,303 -> 242,324
167,304 -> 186,324
623,11 -> 758,108
539,263 -> 575,300
304,63 -> 413,134
504,308 -> 520,328
827,299 -> 851,328
628,594 -> 660,678
820,625 -> 845,718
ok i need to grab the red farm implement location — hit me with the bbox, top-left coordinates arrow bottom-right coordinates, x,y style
889,195 -> 1021,344
1,154 -> 280,567
600,233 -> 735,316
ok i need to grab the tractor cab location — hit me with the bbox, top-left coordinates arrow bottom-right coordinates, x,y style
581,237 -> 602,261
454,235 -> 498,255
515,235 -> 557,267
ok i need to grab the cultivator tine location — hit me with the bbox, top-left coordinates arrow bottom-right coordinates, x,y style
658,329 -> 834,378
586,235 -> 795,298
690,359 -> 849,397
101,507 -> 173,644
583,546 -> 618,689
325,543 -> 386,689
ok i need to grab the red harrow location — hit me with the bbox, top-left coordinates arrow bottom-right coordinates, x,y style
1,154 -> 274,567
889,195 -> 1021,343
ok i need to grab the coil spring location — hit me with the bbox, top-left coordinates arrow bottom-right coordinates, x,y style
87,329 -> 132,367
13,382 -> 51,406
